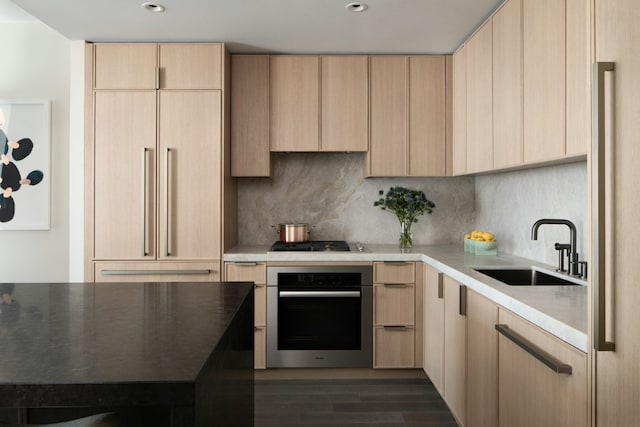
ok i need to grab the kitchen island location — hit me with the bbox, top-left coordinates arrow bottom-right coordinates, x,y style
0,281 -> 254,426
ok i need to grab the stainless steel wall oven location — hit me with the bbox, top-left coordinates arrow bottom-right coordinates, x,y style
266,265 -> 373,368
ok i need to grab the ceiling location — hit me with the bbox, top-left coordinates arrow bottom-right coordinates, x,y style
6,0 -> 503,54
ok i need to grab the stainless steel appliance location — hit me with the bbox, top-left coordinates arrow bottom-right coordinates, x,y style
266,265 -> 373,368
269,240 -> 351,252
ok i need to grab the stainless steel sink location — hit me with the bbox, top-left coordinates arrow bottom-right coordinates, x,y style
473,267 -> 585,287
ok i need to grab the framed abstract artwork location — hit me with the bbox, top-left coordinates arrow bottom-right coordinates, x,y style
0,99 -> 50,230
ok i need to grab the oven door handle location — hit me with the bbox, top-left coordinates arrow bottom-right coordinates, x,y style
279,291 -> 361,298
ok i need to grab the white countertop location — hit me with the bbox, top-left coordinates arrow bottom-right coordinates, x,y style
224,243 -> 589,352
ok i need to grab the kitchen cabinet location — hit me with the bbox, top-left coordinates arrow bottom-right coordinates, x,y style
593,0 -> 640,424
230,55 -> 270,177
321,56 -> 369,152
452,45 -> 467,176
422,267 -> 467,426
224,262 -> 267,369
373,261 -> 416,368
93,43 -> 222,90
423,264 -> 445,394
368,56 -> 448,177
465,20 -> 493,174
497,308 -> 588,427
269,55 -> 320,152
94,261 -> 220,282
492,0 -> 523,169
466,289 -> 498,427
86,43 -> 228,282
522,0 -> 565,163
443,275 -> 467,427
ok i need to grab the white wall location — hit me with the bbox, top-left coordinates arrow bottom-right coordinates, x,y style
475,161 -> 588,266
0,21 -> 73,282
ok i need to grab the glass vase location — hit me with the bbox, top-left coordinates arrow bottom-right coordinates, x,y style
399,221 -> 413,249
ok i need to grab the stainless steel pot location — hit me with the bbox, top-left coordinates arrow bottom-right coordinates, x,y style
275,223 -> 311,243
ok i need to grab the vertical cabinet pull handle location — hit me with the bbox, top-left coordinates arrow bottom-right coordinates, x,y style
437,272 -> 444,299
592,62 -> 616,352
164,147 -> 171,257
141,148 -> 148,256
155,67 -> 160,89
459,284 -> 467,316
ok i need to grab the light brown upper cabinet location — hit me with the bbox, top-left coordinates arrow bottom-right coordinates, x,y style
465,20 -> 494,174
523,0 -> 565,163
321,56 -> 369,152
368,56 -> 448,177
231,55 -> 271,177
369,56 -> 408,176
409,56 -> 447,176
270,55 -> 320,152
93,43 -> 223,90
492,0 -> 523,169
452,45 -> 467,175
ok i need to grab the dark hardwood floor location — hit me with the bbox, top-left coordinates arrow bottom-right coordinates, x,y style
255,370 -> 458,426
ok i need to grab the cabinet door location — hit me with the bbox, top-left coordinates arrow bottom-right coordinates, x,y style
93,91 -> 157,260
373,261 -> 415,284
498,308 -> 587,427
493,0 -> 523,169
231,55 -> 270,177
321,56 -> 369,152
369,56 -> 408,176
270,56 -> 320,151
565,0 -> 590,156
423,265 -> 444,394
158,91 -> 221,260
523,0 -> 565,163
158,43 -> 222,89
409,56 -> 446,176
466,20 -> 493,173
467,290 -> 498,427
594,1 -> 640,425
452,46 -> 467,175
93,44 -> 158,89
444,276 -> 467,426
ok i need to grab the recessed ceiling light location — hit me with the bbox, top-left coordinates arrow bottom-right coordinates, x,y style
346,2 -> 368,12
141,2 -> 165,13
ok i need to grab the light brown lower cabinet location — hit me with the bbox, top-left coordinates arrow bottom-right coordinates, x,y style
443,276 -> 467,427
224,262 -> 267,369
423,264 -> 445,394
497,308 -> 588,427
93,261 -> 220,282
374,326 -> 415,368
466,290 -> 498,427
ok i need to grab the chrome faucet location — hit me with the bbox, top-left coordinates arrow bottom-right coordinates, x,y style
531,219 -> 583,277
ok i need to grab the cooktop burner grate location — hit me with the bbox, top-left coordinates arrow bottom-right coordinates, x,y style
269,240 -> 351,252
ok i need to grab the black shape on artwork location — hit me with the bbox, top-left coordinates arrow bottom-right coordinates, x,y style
0,129 -> 44,223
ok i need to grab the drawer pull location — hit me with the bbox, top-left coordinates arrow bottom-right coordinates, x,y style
233,262 -> 259,266
383,326 -> 408,330
382,283 -> 408,287
495,324 -> 572,375
101,269 -> 211,276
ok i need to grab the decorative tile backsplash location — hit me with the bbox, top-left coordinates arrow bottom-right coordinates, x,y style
237,153 -> 475,246
475,161 -> 588,266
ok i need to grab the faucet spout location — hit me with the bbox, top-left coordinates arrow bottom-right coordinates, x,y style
531,219 -> 579,276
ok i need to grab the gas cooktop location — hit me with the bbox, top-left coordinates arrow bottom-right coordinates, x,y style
269,241 -> 351,252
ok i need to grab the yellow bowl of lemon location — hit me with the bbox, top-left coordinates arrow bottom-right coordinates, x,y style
464,230 -> 498,255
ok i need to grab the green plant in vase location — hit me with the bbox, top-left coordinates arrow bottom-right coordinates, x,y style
374,186 -> 436,249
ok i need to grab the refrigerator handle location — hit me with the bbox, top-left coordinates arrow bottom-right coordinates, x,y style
592,61 -> 616,352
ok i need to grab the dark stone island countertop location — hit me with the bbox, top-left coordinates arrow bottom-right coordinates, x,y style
0,281 -> 254,426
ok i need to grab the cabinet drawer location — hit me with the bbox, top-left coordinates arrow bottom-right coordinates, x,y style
224,262 -> 267,284
374,283 -> 415,325
94,261 -> 220,282
374,326 -> 415,368
373,262 -> 415,284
